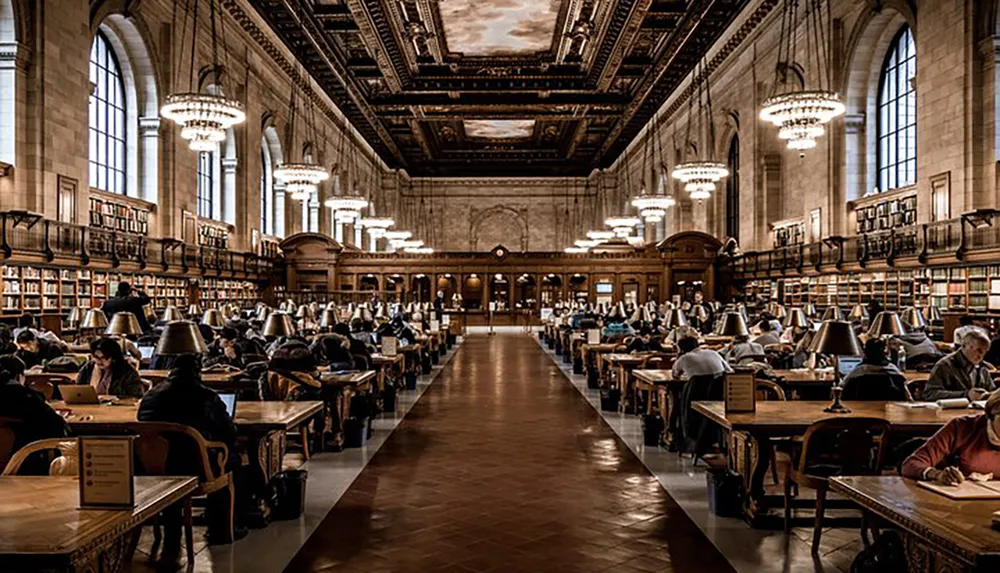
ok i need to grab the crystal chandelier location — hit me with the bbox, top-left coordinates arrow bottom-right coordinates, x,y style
630,113 -> 676,222
275,163 -> 330,201
761,0 -> 843,150
325,196 -> 369,222
359,217 -> 394,238
587,230 -> 615,242
161,0 -> 246,151
671,162 -> 730,200
564,247 -> 589,254
605,216 -> 641,238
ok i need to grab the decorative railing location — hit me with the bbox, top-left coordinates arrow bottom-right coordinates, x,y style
0,212 -> 278,279
732,218 -> 971,277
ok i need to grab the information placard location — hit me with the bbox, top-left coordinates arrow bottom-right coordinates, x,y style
442,314 -> 451,325
78,436 -> 135,509
724,372 -> 756,413
540,308 -> 553,320
586,329 -> 601,344
382,336 -> 398,357
429,319 -> 440,332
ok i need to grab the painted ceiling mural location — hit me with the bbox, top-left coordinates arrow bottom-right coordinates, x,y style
248,0 -> 755,176
438,0 -> 561,55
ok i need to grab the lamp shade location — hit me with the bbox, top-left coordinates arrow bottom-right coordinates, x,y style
691,305 -> 709,322
868,311 -> 907,338
320,309 -> 338,328
768,303 -> 787,319
81,309 -> 109,330
67,307 -> 85,325
154,320 -> 208,355
784,308 -> 810,329
295,305 -> 309,319
374,304 -> 387,320
901,307 -> 928,330
848,304 -> 869,321
105,312 -> 142,336
188,304 -> 203,317
263,312 -> 296,337
821,306 -> 844,321
808,320 -> 863,356
255,306 -> 271,322
161,306 -> 184,323
201,309 -> 226,328
717,312 -> 749,337
664,308 -> 689,329
925,305 -> 942,322
802,303 -> 817,318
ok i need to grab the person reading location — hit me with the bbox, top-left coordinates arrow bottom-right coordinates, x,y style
924,329 -> 995,402
902,390 -> 1000,484
75,337 -> 145,398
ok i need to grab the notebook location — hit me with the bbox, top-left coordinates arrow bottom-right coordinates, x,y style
218,393 -> 237,419
917,480 -> 1000,500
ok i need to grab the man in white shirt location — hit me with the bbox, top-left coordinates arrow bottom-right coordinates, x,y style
722,334 -> 765,366
753,319 -> 781,347
953,316 -> 989,348
672,336 -> 733,380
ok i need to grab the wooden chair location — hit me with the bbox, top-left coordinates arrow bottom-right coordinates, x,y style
263,371 -> 318,459
2,438 -> 78,476
24,376 -> 60,400
126,421 -> 233,556
784,418 -> 891,553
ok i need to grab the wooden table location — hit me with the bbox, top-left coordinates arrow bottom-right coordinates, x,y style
602,353 -> 649,413
580,343 -> 619,387
28,368 -> 246,390
371,353 -> 405,393
56,400 -> 322,517
0,476 -> 197,572
693,400 -> 973,526
831,476 -> 1000,572
318,369 -> 377,449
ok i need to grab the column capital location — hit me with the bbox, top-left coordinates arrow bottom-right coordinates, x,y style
138,116 -> 161,134
844,113 -> 865,134
221,157 -> 238,173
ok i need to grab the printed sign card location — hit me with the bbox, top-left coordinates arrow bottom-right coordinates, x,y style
724,372 -> 756,413
429,319 -> 440,331
382,336 -> 398,357
442,314 -> 451,325
586,329 -> 601,344
78,436 -> 135,509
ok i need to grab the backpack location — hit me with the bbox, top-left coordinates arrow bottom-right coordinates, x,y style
849,531 -> 907,573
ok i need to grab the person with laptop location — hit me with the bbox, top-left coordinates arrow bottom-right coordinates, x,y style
0,355 -> 70,474
924,329 -> 996,402
137,353 -> 246,547
840,338 -> 910,401
74,337 -> 146,398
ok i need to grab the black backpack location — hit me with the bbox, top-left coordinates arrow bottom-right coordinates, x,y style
849,531 -> 907,573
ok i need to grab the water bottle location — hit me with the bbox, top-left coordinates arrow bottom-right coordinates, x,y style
897,346 -> 906,372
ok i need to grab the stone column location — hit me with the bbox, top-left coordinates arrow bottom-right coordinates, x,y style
221,157 -> 237,223
275,184 -> 286,238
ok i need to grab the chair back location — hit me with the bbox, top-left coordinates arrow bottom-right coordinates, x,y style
24,376 -> 58,400
124,421 -> 219,482
796,418 -> 891,479
840,373 -> 909,401
755,379 -> 787,401
0,417 -> 19,473
264,370 -> 319,401
1,438 -> 78,476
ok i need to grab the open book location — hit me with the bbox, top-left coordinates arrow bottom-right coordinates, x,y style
918,480 -> 1000,499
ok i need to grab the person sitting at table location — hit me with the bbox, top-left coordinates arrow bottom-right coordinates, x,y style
0,324 -> 16,354
752,319 -> 781,347
13,312 -> 63,346
14,329 -> 64,369
349,317 -> 377,350
721,334 -> 764,366
204,327 -> 244,369
665,323 -> 699,345
334,322 -> 372,367
73,337 -> 145,398
840,338 -> 910,401
895,329 -> 943,370
310,333 -> 354,370
902,389 -> 1000,484
953,315 -> 989,349
671,336 -> 732,380
137,354 -> 246,547
0,355 -> 70,474
924,329 -> 996,402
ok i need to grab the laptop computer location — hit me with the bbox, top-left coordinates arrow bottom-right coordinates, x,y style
218,392 -> 237,419
138,345 -> 155,360
837,356 -> 862,378
59,385 -> 100,405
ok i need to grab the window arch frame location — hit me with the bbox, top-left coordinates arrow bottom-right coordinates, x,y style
88,29 -> 128,196
875,24 -> 916,193
260,141 -> 271,235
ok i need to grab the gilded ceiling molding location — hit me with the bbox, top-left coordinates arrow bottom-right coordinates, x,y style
344,0 -> 406,92
598,0 -> 780,162
220,0 -> 403,165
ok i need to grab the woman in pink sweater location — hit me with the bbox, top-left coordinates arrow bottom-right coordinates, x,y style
902,391 -> 1000,484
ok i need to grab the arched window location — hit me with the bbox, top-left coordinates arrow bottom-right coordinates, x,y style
89,31 -> 127,195
197,151 -> 214,219
260,144 -> 270,235
725,136 -> 739,241
877,25 -> 916,192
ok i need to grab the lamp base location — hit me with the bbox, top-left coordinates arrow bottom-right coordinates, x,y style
823,402 -> 852,414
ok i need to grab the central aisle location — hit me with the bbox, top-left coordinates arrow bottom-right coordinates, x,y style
284,334 -> 735,573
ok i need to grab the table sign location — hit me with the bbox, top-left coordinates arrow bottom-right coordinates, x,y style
382,336 -> 398,357
78,436 -> 135,508
442,314 -> 451,325
429,319 -> 440,331
586,329 -> 601,344
724,372 -> 756,413
489,302 -> 497,312
540,308 -> 553,320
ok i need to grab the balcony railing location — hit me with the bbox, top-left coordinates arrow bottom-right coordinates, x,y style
0,212 -> 277,278
732,218 -> 973,277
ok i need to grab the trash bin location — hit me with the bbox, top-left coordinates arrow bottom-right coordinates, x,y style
405,371 -> 418,390
706,469 -> 742,517
642,414 -> 664,447
382,386 -> 397,412
599,388 -> 620,412
271,469 -> 308,520
343,417 -> 368,448
587,370 -> 600,389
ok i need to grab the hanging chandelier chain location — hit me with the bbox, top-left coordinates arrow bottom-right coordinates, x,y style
188,0 -> 199,93
705,58 -> 717,162
209,0 -> 220,91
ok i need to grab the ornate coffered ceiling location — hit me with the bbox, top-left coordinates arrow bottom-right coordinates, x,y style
248,0 -> 751,176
